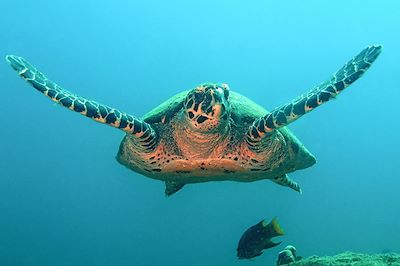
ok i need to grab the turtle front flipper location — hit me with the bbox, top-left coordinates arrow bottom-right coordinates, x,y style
6,55 -> 157,151
247,45 -> 382,145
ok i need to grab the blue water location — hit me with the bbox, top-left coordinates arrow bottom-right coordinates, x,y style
0,1 -> 399,265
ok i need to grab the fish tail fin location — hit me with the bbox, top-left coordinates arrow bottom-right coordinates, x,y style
262,217 -> 285,237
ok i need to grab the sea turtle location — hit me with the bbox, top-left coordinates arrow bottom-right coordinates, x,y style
6,45 -> 382,196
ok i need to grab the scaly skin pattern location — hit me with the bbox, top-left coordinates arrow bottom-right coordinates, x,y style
247,45 -> 382,145
6,55 -> 157,150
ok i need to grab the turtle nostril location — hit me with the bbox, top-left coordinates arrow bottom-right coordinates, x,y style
188,111 -> 194,119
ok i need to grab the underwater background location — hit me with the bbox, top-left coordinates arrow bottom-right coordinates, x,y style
0,0 -> 399,265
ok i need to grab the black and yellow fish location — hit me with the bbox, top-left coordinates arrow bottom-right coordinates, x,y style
237,217 -> 284,259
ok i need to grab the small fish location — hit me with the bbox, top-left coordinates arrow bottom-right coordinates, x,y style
237,217 -> 285,259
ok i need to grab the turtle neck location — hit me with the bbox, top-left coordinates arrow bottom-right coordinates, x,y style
172,111 -> 230,159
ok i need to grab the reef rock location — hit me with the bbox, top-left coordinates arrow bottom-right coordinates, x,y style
281,252 -> 400,266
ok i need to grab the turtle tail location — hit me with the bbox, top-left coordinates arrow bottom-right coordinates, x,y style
6,55 -> 157,151
247,45 -> 382,143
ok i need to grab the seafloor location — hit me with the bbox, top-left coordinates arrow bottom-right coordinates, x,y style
282,252 -> 400,266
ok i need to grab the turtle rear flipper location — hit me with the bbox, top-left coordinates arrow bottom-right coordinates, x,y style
165,181 -> 185,196
271,174 -> 302,194
247,45 -> 382,144
6,55 -> 157,151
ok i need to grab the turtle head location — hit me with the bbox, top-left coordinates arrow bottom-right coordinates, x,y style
183,83 -> 231,133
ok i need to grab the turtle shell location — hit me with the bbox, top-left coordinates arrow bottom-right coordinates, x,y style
140,89 -> 316,174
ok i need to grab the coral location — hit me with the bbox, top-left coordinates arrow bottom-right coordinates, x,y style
277,245 -> 301,265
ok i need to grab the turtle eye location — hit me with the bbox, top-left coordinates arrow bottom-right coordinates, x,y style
223,88 -> 229,100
